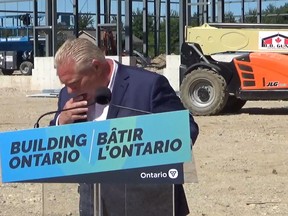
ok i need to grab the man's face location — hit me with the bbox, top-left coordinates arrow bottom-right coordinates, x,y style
57,59 -> 102,102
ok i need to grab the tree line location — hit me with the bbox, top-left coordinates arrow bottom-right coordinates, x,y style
132,3 -> 288,57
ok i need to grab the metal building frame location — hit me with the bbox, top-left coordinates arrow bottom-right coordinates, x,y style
31,0 -> 177,58
0,0 -> 286,58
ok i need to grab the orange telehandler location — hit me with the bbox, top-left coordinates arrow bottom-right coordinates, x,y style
179,23 -> 288,115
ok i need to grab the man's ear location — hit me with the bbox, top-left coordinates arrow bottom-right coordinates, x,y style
92,59 -> 100,71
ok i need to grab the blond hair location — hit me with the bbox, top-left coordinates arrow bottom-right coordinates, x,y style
55,38 -> 105,72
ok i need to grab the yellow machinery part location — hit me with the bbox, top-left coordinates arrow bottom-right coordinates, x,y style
186,23 -> 288,55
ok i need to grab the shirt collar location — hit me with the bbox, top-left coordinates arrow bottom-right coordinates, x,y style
106,57 -> 118,92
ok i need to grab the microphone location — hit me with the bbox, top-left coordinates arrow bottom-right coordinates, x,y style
33,87 -> 112,128
101,87 -> 151,114
95,86 -> 112,105
111,104 -> 151,114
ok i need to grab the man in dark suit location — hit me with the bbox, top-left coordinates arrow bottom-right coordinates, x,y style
50,38 -> 199,216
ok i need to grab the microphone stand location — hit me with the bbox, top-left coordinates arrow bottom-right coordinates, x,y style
34,86 -> 112,129
34,101 -> 99,129
111,104 -> 152,114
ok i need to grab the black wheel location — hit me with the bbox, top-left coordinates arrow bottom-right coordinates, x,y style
180,68 -> 229,116
222,96 -> 247,113
1,69 -> 14,75
19,61 -> 33,75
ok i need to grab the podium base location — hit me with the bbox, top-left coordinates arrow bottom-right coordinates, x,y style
93,183 -> 175,216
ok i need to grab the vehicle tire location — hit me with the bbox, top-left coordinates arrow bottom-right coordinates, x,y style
1,69 -> 14,75
222,96 -> 247,113
180,68 -> 229,116
19,61 -> 33,75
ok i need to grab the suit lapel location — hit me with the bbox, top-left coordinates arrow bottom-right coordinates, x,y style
107,64 -> 129,119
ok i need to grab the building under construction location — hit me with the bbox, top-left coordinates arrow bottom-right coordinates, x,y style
0,0 -> 286,58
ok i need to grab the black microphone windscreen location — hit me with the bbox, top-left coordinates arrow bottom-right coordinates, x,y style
95,87 -> 112,105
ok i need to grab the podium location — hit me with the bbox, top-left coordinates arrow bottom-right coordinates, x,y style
0,110 -> 197,216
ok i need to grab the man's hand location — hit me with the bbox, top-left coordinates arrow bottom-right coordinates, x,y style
58,95 -> 89,125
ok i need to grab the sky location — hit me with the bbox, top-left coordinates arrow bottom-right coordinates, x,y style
0,0 -> 176,15
0,0 -> 286,28
0,0 -> 178,27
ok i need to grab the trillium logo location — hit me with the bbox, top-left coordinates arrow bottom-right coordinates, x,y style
168,169 -> 178,179
140,169 -> 179,179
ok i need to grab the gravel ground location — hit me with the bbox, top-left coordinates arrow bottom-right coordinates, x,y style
0,87 -> 288,216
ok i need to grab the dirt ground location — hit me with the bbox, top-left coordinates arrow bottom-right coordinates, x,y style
0,87 -> 288,216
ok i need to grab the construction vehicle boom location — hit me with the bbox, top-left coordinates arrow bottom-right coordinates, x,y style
179,23 -> 288,115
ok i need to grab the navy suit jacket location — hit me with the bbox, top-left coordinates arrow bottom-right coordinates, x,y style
50,63 -> 199,216
51,63 -> 198,143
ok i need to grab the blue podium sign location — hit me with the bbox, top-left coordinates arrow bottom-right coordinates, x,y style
0,110 -> 191,183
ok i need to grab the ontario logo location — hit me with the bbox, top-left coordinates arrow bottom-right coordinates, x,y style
140,169 -> 179,179
259,32 -> 288,50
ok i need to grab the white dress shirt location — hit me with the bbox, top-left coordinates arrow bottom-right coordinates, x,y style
88,58 -> 118,121
56,58 -> 118,125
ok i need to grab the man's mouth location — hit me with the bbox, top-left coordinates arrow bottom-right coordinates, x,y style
80,93 -> 88,100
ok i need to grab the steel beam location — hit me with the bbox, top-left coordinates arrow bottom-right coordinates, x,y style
73,0 -> 79,37
124,0 -> 132,56
165,0 -> 171,55
143,0 -> 148,56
